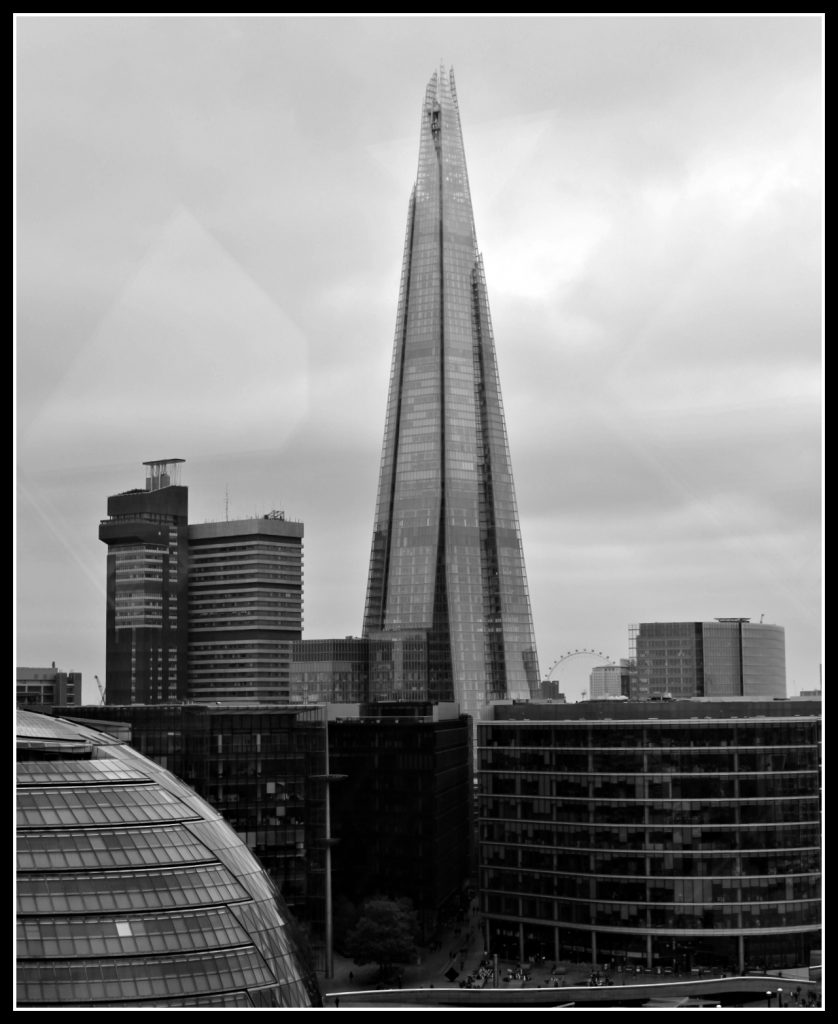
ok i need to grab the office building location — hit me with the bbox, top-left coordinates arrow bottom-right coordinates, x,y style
100,461 -> 305,705
99,459 -> 189,704
290,633 -> 431,704
51,702 -> 328,953
589,660 -> 632,700
188,513 -> 304,703
630,619 -> 786,700
477,699 -> 821,974
16,708 -> 321,1007
362,66 -> 540,722
290,637 -> 371,703
16,663 -> 79,708
328,702 -> 472,940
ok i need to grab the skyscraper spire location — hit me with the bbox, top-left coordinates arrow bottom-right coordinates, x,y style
363,67 -> 540,722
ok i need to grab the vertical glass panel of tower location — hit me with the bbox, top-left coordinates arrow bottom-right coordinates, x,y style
363,67 -> 539,722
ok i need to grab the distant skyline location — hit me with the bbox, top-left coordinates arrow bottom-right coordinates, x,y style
15,15 -> 823,704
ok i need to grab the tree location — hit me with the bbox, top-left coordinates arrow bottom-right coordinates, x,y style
343,897 -> 419,974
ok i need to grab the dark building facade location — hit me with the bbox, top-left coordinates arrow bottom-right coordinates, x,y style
17,709 -> 321,1007
17,664 -> 80,708
477,699 -> 821,974
362,66 -> 540,722
99,459 -> 189,704
328,702 -> 472,940
188,514 -> 304,703
631,619 -> 786,700
52,703 -> 328,959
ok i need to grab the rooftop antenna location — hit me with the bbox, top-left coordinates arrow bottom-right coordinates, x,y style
225,485 -> 229,523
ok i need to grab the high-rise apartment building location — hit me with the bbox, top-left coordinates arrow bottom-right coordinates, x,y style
363,66 -> 540,722
188,514 -> 303,703
99,459 -> 188,704
630,619 -> 786,700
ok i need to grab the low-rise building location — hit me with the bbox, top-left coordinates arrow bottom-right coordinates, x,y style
17,664 -> 80,708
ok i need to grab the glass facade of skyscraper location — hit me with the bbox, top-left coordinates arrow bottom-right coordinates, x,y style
363,67 -> 539,722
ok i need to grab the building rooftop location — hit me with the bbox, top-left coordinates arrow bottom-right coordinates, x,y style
488,698 -> 822,723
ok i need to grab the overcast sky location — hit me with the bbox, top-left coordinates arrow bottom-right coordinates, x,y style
15,15 -> 823,704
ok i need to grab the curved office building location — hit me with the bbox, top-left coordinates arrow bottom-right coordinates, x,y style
16,709 -> 321,1007
478,700 -> 821,974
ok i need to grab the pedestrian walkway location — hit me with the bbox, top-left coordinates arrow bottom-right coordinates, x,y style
320,901 -> 821,1008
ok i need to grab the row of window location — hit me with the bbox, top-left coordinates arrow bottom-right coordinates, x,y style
17,865 -> 248,915
482,846 -> 821,877
17,946 -> 277,1004
481,798 -> 820,825
480,822 -> 820,851
479,749 -> 818,771
17,825 -> 212,872
481,869 -> 820,903
483,893 -> 821,930
18,906 -> 250,958
17,787 -> 196,830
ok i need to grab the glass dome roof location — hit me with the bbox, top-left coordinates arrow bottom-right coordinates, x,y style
16,709 -> 321,1007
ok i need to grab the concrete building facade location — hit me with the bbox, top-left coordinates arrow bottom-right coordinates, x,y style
188,514 -> 303,703
17,664 -> 80,708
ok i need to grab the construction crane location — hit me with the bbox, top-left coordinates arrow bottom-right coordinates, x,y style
94,675 -> 105,706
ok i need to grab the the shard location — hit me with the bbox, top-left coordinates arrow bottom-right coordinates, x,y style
363,66 -> 540,722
